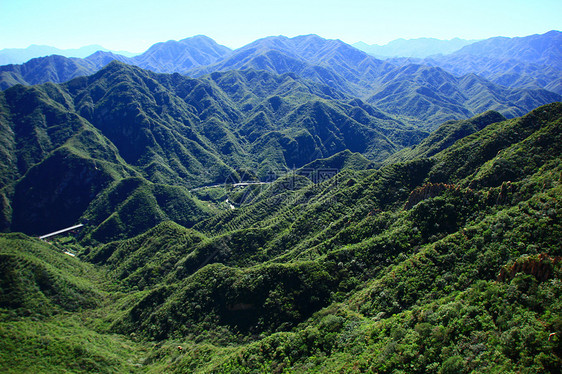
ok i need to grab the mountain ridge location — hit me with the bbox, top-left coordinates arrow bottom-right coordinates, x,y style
452,30 -> 562,69
410,30 -> 562,94
2,33 -> 559,130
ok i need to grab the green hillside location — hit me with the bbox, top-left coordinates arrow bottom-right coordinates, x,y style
366,64 -> 560,129
384,110 -> 507,165
0,62 -> 427,239
1,103 -> 560,372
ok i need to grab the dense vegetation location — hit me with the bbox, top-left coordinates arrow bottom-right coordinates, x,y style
0,61 -> 428,237
0,29 -> 561,373
1,100 -> 560,373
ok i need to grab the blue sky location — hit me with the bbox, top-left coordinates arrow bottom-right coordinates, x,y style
1,0 -> 560,52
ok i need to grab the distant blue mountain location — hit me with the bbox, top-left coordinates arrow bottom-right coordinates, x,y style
353,37 -> 477,58
0,36 -> 232,90
449,30 -> 562,69
420,30 -> 562,94
0,44 -> 137,65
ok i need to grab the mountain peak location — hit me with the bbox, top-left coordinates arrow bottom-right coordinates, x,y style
179,34 -> 217,43
89,59 -> 139,80
130,35 -> 232,74
291,34 -> 327,41
543,29 -> 561,36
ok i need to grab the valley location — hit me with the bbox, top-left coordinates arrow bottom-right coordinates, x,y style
0,30 -> 561,373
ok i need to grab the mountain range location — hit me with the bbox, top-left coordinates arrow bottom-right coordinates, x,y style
0,35 -> 230,90
1,32 -> 560,129
0,29 -> 561,373
390,30 -> 562,95
0,61 -> 427,238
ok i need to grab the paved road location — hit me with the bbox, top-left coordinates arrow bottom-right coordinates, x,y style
190,181 -> 271,192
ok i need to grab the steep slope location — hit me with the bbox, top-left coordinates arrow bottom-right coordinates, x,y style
82,178 -> 213,243
115,102 -> 562,372
77,104 -> 562,373
86,221 -> 207,289
73,62 -> 421,174
0,44 -> 136,65
428,102 -> 562,186
201,68 -> 426,167
0,55 -> 98,90
1,59 -> 558,242
423,54 -> 562,93
0,82 -> 136,233
0,52 -> 133,91
384,110 -> 506,164
68,62 -> 240,184
82,50 -> 132,67
0,35 -> 231,90
2,34 -> 559,132
452,30 -> 562,68
0,232 -> 149,373
0,64 -> 228,236
0,102 -> 560,373
297,149 -> 376,172
190,34 -> 393,96
76,62 -> 428,170
0,232 -> 103,315
192,35 -> 560,128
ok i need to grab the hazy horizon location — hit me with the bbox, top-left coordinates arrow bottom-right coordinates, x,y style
2,0 -> 561,52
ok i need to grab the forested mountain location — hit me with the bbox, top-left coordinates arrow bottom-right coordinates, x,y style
189,34 -> 560,128
0,61 -> 425,238
451,30 -> 562,68
0,30 -> 561,373
0,55 -> 99,90
1,102 -> 560,372
131,35 -> 233,74
424,55 -> 562,94
366,63 -> 559,128
0,36 -> 232,90
1,34 -> 560,130
383,110 -> 507,164
189,34 -> 392,95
